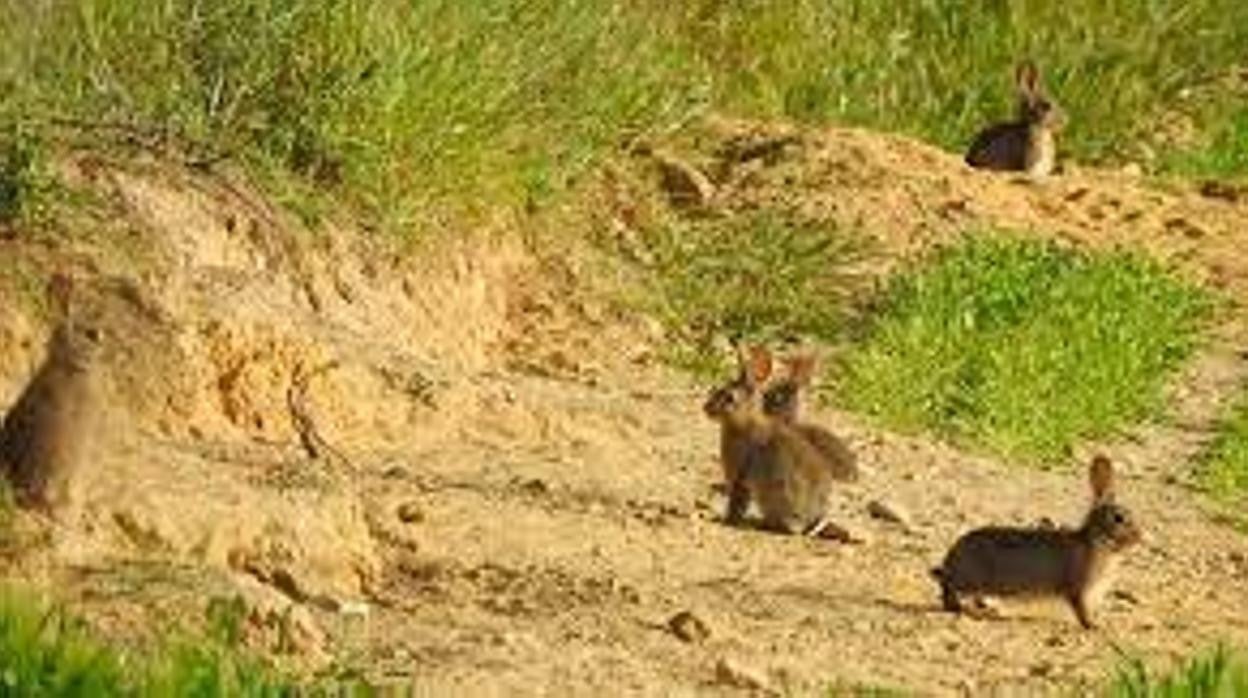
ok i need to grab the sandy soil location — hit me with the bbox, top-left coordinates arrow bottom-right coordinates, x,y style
3,120 -> 1248,696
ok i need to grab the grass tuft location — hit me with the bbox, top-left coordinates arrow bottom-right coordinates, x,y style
632,212 -> 864,377
0,123 -> 54,227
0,588 -> 126,697
1197,395 -> 1248,502
1111,646 -> 1248,697
0,585 -> 310,697
1164,105 -> 1248,183
838,235 -> 1212,463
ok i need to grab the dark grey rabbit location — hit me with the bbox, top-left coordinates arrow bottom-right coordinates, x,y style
932,455 -> 1141,629
965,60 -> 1065,178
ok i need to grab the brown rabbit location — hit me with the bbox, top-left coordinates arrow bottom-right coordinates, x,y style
931,455 -> 1141,629
965,60 -> 1065,178
0,274 -> 106,512
703,345 -> 834,535
762,352 -> 859,482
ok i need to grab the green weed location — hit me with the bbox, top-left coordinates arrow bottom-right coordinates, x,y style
0,588 -> 127,697
633,213 -> 864,377
1198,395 -> 1248,502
0,585 -> 317,697
0,123 -> 54,227
838,235 -> 1212,463
1164,106 -> 1248,183
1111,646 -> 1248,697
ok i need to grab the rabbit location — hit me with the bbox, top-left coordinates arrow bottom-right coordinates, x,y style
702,344 -> 835,535
0,273 -> 106,512
762,351 -> 859,482
965,60 -> 1066,178
930,455 -> 1141,629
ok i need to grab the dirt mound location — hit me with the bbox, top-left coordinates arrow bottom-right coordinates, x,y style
2,121 -> 1248,693
667,116 -> 1248,294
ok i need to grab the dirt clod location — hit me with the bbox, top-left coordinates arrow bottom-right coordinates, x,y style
867,499 -> 912,527
667,609 -> 711,644
396,501 -> 425,524
811,518 -> 871,545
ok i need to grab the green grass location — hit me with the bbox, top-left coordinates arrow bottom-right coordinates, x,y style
838,235 -> 1212,463
1111,646 -> 1248,697
0,586 -> 314,697
0,588 -> 129,696
1197,395 -> 1248,502
0,122 -> 55,227
1,1 -> 1246,234
0,0 -> 702,232
1165,105 -> 1248,182
631,212 -> 864,377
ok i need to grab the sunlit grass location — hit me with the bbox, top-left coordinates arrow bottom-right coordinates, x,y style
838,235 -> 1212,462
1111,646 -> 1248,698
1,0 -> 1245,234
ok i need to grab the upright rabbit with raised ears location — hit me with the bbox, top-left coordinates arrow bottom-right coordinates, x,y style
931,455 -> 1141,629
762,352 -> 858,482
965,60 -> 1065,178
0,273 -> 107,512
703,345 -> 835,535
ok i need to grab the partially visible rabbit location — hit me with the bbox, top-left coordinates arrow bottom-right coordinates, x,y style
931,455 -> 1141,628
0,273 -> 107,513
965,60 -> 1065,178
703,345 -> 835,535
762,352 -> 858,482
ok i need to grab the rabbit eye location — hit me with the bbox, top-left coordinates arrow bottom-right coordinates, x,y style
1111,511 -> 1125,524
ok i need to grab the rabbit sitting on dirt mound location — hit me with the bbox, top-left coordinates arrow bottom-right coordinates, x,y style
965,60 -> 1065,178
762,351 -> 859,482
0,274 -> 107,513
703,344 -> 838,536
931,455 -> 1141,629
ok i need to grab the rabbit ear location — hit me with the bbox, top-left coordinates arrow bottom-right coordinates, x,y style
733,337 -> 750,373
46,272 -> 75,317
1016,60 -> 1041,96
743,345 -> 773,388
784,353 -> 818,387
1089,454 -> 1115,503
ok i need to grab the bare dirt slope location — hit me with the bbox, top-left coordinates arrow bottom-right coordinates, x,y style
3,121 -> 1248,696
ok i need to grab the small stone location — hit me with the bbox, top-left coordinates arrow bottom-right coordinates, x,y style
397,501 -> 425,524
1111,589 -> 1140,606
867,499 -> 911,527
519,478 -> 549,496
339,600 -> 371,619
715,657 -> 770,691
810,519 -> 870,545
668,610 -> 711,644
1121,162 -> 1144,177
